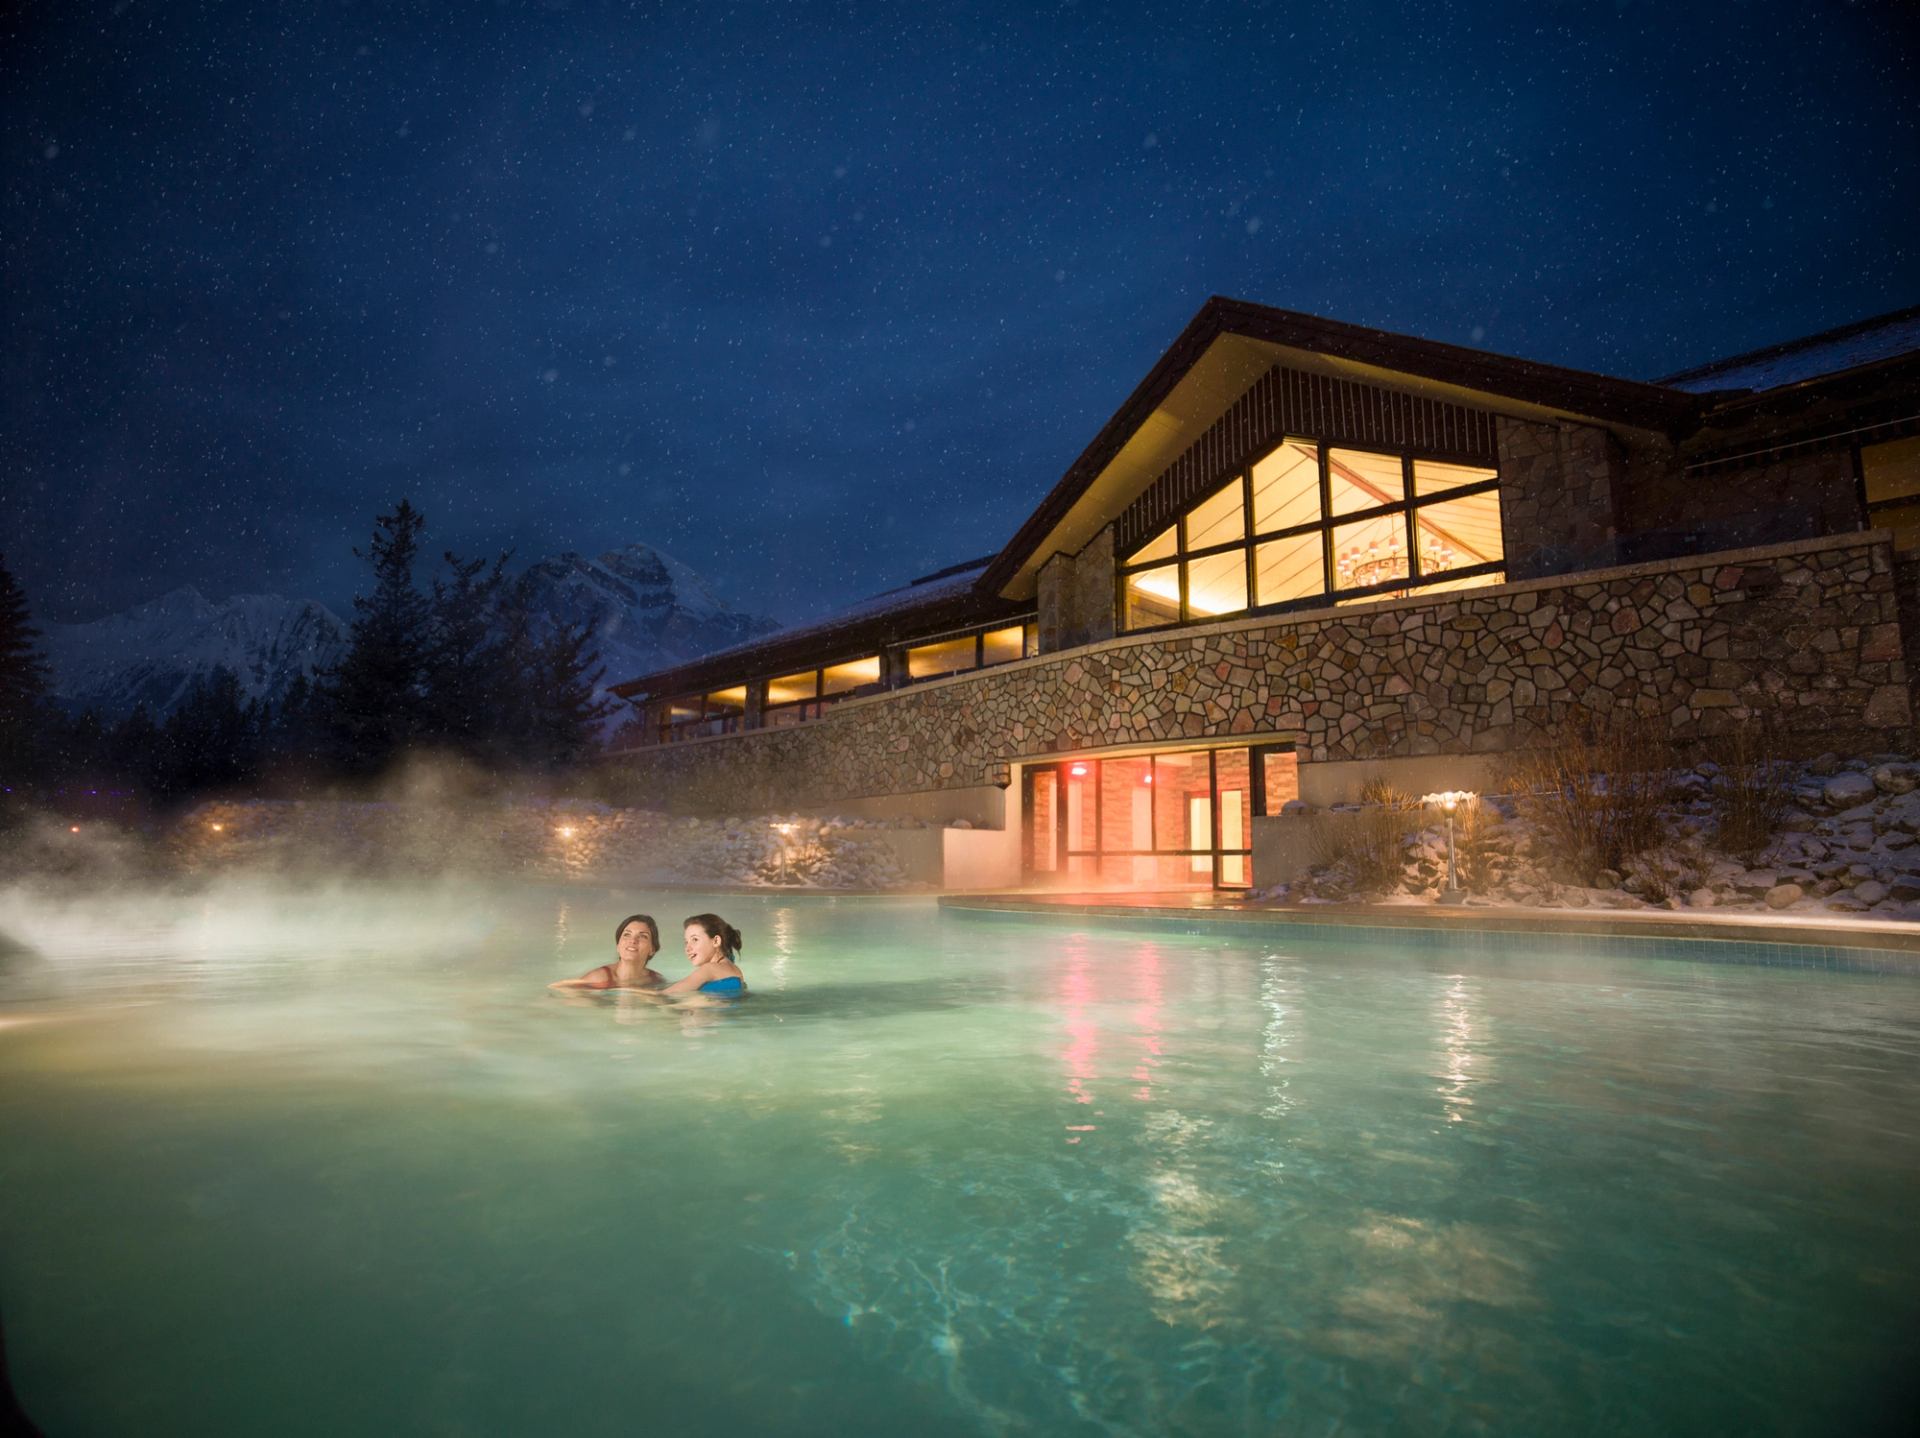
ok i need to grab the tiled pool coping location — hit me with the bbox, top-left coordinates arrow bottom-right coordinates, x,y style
937,892 -> 1920,976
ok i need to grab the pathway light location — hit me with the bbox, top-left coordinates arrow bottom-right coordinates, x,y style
1419,791 -> 1477,905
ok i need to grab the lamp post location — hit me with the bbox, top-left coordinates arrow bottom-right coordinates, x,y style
772,822 -> 795,885
1420,791 -> 1476,905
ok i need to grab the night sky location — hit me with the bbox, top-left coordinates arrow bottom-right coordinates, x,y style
4,1 -> 1916,628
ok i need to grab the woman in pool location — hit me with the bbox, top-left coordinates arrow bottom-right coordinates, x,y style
549,914 -> 666,991
660,913 -> 747,996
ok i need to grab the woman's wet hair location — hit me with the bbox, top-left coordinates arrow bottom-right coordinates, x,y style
684,913 -> 743,960
615,914 -> 660,952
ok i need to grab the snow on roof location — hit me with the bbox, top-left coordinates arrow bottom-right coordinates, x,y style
668,557 -> 993,672
1659,305 -> 1920,394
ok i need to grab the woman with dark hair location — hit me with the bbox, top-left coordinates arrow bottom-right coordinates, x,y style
549,914 -> 665,990
661,913 -> 747,995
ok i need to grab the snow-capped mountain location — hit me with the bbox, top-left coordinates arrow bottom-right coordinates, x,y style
41,589 -> 349,717
41,542 -> 776,719
518,542 -> 780,689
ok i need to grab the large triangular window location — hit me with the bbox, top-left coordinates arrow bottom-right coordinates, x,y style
1118,440 -> 1505,632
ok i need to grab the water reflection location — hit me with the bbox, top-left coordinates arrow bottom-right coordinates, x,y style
1057,934 -> 1098,1123
1132,1110 -> 1234,1330
1129,942 -> 1163,1104
1258,957 -> 1299,1123
1435,975 -> 1483,1125
766,905 -> 796,988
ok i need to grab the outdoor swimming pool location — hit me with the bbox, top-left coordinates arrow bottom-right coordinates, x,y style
1,883 -> 1917,1435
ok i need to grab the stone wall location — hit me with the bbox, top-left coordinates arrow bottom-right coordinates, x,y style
602,534 -> 1911,812
1037,525 -> 1117,652
1496,416 -> 1624,579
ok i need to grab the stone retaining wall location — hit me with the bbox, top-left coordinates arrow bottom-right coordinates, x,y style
602,534 -> 1911,812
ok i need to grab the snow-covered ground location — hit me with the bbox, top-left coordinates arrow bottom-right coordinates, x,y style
1267,752 -> 1920,921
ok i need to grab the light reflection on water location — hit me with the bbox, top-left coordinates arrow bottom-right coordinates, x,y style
1,883 -> 1919,1436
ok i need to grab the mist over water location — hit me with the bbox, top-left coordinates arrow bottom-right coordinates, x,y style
3,883 -> 1920,1436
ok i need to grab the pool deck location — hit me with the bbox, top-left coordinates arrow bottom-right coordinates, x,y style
936,889 -> 1920,973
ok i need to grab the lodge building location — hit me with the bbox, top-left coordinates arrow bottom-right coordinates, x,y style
604,298 -> 1920,891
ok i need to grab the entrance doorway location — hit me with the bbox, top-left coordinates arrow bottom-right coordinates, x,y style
1020,744 -> 1295,890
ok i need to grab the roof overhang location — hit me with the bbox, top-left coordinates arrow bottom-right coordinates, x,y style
982,297 -> 1702,600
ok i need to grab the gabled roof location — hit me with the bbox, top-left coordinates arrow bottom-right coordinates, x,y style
608,557 -> 1024,700
1658,303 -> 1920,395
979,297 -> 1701,597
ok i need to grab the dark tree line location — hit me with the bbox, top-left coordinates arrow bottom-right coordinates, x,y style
0,502 -> 610,811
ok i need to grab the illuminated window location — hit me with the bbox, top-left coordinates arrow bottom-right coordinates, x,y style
1185,548 -> 1247,618
1118,436 -> 1505,631
1123,564 -> 1181,629
907,636 -> 979,679
981,625 -> 1027,666
821,656 -> 882,695
1864,436 -> 1920,552
766,671 -> 817,706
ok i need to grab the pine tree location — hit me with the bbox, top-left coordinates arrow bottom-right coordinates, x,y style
525,606 -> 614,769
159,668 -> 259,800
423,550 -> 512,747
485,576 -> 611,769
0,555 -> 52,776
323,500 -> 432,774
110,705 -> 163,793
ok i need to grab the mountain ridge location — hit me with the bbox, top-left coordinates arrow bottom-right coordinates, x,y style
41,541 -> 778,720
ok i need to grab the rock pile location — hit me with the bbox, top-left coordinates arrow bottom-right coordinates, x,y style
171,800 -> 919,890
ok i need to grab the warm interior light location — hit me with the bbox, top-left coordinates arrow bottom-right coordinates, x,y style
1070,763 -> 1088,777
1142,773 -> 1153,785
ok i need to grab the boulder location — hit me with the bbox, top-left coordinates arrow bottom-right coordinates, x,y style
1874,764 -> 1919,796
1687,888 -> 1716,908
1765,883 -> 1805,909
1852,880 -> 1889,905
1810,752 -> 1841,776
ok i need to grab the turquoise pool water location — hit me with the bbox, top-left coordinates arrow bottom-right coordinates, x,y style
1,884 -> 1918,1436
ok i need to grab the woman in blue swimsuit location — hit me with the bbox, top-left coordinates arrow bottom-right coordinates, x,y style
660,913 -> 747,996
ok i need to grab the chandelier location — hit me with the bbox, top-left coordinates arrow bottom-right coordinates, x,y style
1334,526 -> 1455,590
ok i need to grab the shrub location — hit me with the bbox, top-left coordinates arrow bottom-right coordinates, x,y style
1307,781 -> 1421,894
1712,723 -> 1793,862
1621,842 -> 1711,903
1505,709 -> 1674,884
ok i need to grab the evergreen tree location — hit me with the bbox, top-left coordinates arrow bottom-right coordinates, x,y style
423,550 -> 512,747
323,499 -> 432,773
0,555 -> 52,776
263,671 -> 327,777
526,607 -> 614,769
109,705 -> 163,793
42,707 -> 108,784
159,668 -> 260,799
488,575 -> 612,769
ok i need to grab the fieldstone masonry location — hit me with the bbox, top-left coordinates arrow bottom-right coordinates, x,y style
1496,416 -> 1623,580
604,533 -> 1911,813
1037,528 -> 1117,652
